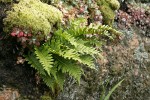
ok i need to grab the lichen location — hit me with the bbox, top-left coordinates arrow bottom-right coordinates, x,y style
3,0 -> 63,35
134,43 -> 149,63
97,0 -> 120,26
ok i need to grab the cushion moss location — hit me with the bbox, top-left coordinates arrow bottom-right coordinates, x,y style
3,0 -> 63,35
0,0 -> 12,3
97,0 -> 120,26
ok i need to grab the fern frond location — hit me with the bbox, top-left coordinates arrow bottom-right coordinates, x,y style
61,49 -> 79,60
42,75 -> 56,92
49,44 -> 95,68
54,56 -> 83,83
68,18 -> 121,38
35,46 -> 54,75
50,65 -> 58,80
55,71 -> 65,90
56,31 -> 100,56
46,34 -> 96,68
25,53 -> 46,75
62,50 -> 95,68
41,70 -> 65,92
79,55 -> 95,69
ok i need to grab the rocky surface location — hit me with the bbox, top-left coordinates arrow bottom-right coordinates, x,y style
57,25 -> 150,100
0,86 -> 19,100
0,1 -> 150,100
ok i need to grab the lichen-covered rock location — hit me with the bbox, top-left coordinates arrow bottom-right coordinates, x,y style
3,0 -> 63,35
97,0 -> 120,26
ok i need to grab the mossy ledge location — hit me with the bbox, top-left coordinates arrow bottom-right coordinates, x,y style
3,0 -> 63,35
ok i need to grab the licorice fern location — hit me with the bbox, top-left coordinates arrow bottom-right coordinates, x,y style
25,18 -> 121,92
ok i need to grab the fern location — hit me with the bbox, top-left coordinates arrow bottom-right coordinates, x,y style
55,71 -> 65,90
46,33 -> 97,68
25,52 -> 59,92
25,52 -> 46,75
59,49 -> 95,68
42,71 -> 65,92
24,17 -> 121,93
68,18 -> 121,39
35,46 -> 54,75
54,55 -> 83,83
56,31 -> 100,56
42,74 -> 56,92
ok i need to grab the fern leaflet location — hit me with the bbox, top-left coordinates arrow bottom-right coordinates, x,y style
25,53 -> 46,75
35,46 -> 54,75
54,56 -> 83,83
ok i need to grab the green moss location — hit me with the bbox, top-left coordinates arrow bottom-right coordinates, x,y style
97,0 -> 120,26
41,95 -> 52,100
3,0 -> 63,35
107,0 -> 120,10
0,0 -> 12,3
40,0 -> 60,4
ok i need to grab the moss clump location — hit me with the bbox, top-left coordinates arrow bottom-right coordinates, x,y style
97,0 -> 120,26
3,0 -> 63,35
107,0 -> 120,10
0,0 -> 12,3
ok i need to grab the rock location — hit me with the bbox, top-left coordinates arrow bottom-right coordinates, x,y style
0,87 -> 20,100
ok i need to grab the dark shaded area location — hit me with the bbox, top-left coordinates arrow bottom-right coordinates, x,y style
119,1 -> 129,12
0,36 -> 42,99
0,2 -> 46,99
0,3 -> 7,32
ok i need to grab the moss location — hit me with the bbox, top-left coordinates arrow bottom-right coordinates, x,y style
3,0 -> 63,35
107,0 -> 120,10
40,0 -> 60,4
0,0 -> 12,3
97,0 -> 120,26
41,95 -> 52,100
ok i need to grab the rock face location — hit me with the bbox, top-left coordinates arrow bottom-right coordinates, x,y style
0,1 -> 150,100
56,26 -> 150,100
0,87 -> 19,100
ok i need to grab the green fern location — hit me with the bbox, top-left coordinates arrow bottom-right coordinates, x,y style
46,32 -> 97,68
68,18 -> 121,38
35,46 -> 54,75
24,18 -> 121,93
43,71 -> 65,92
55,71 -> 65,90
25,52 -> 46,75
57,31 -> 100,56
42,74 -> 56,92
54,56 -> 83,83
